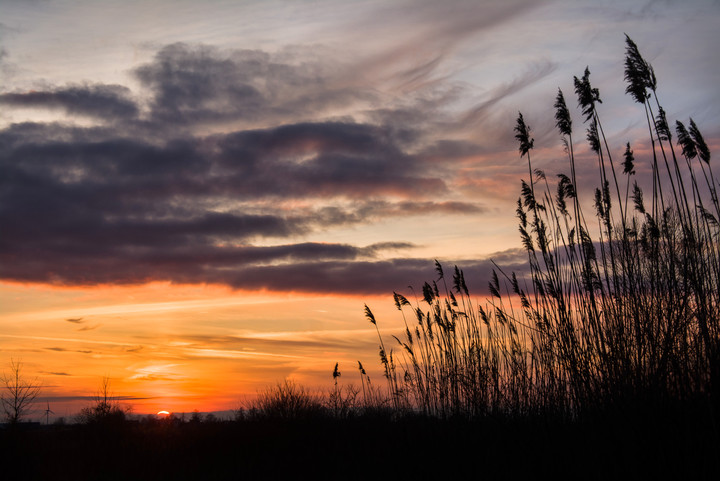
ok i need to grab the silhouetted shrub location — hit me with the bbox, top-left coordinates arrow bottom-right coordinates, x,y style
251,380 -> 326,419
76,377 -> 129,426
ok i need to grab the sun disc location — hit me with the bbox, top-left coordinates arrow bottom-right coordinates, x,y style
157,410 -> 170,416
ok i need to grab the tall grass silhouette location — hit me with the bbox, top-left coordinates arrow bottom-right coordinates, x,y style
363,35 -> 719,423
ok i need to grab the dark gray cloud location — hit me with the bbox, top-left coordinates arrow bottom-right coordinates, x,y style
0,236 -> 415,287
134,43 -> 370,127
0,84 -> 139,120
0,42 -> 499,293
213,254 -> 529,296
211,121 -> 449,198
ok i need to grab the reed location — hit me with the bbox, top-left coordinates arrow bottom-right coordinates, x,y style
363,35 -> 719,423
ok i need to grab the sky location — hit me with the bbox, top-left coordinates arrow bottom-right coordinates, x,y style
1,0 -> 719,419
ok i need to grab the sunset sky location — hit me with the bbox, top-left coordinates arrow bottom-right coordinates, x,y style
2,0 -> 719,419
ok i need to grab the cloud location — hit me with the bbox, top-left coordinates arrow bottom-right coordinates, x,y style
0,126 -> 473,290
340,0 -> 547,93
164,330 -> 381,363
178,332 -> 373,352
128,363 -> 185,381
209,121 -> 452,199
77,325 -> 100,332
0,84 -> 139,120
0,40 -> 508,293
348,200 -> 484,218
129,373 -> 183,381
0,238 -> 415,288
134,43 -> 370,128
65,317 -> 84,324
44,346 -> 96,354
214,254 -> 529,296
45,395 -> 152,403
460,60 -> 558,127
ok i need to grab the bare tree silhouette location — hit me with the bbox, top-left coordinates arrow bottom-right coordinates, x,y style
1,358 -> 42,424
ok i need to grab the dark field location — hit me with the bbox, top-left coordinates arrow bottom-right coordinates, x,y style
2,406 -> 718,481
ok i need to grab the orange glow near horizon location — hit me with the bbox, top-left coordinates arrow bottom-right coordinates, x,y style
0,281 -> 407,418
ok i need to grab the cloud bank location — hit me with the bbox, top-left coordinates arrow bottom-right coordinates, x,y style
5,0 -> 716,296
1,43 -> 519,294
